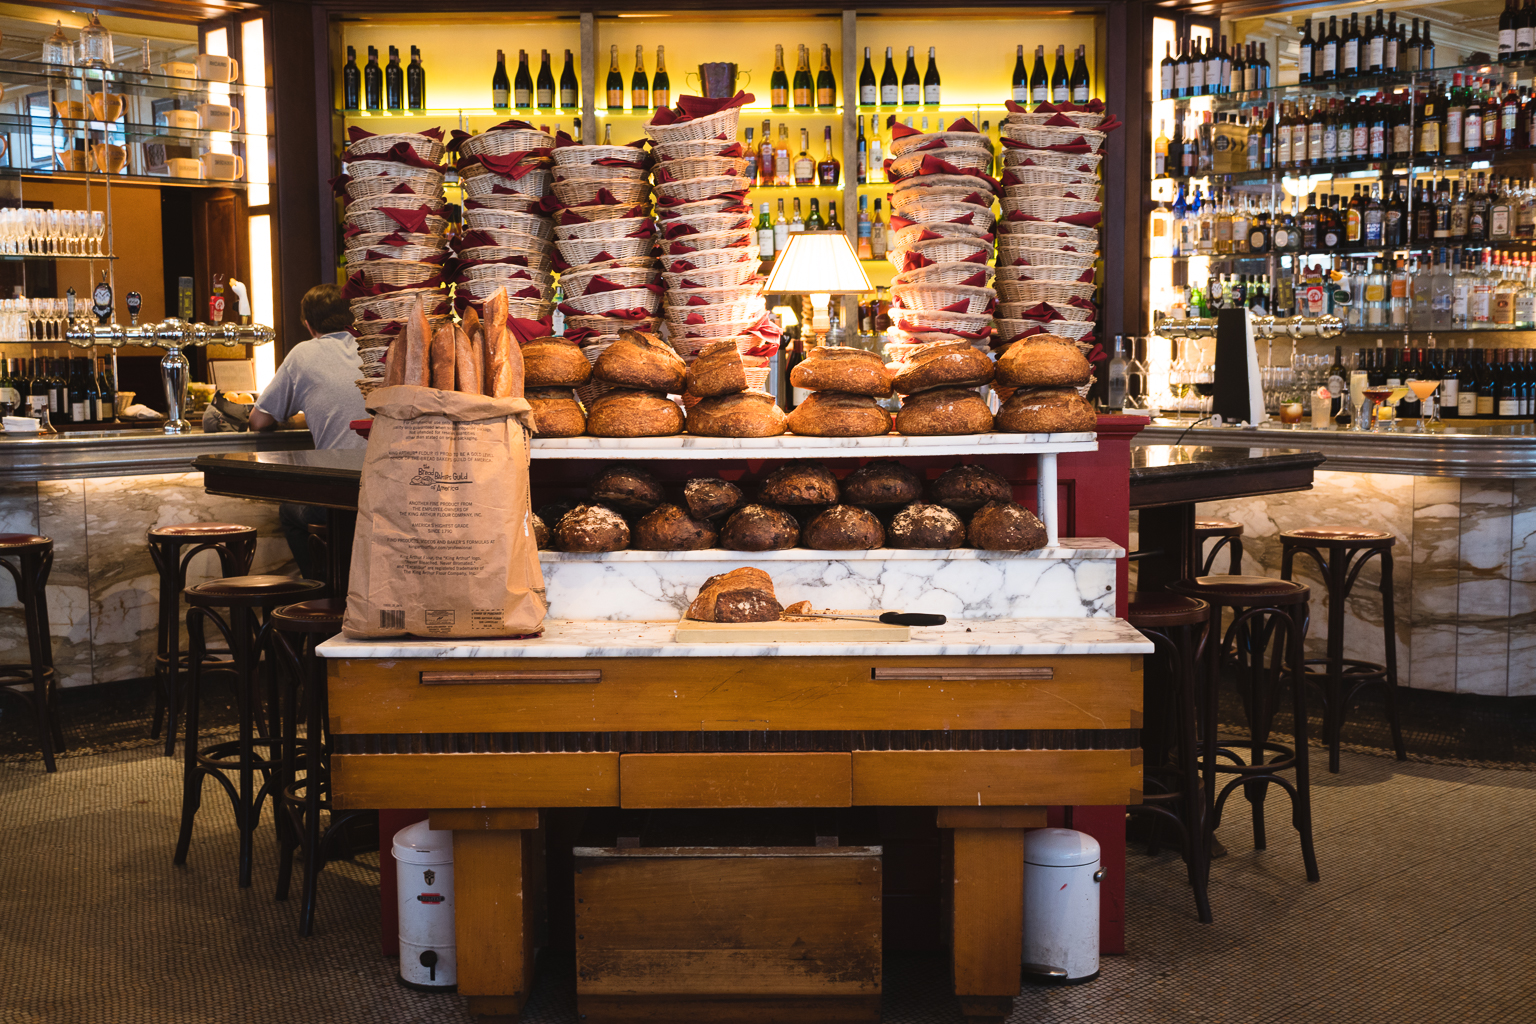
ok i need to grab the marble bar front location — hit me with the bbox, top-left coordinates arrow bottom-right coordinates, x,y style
1135,421 -> 1536,698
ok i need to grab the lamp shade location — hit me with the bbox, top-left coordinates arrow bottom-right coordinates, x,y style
764,231 -> 871,295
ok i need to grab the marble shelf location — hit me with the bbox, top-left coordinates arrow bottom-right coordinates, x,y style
317,615 -> 1153,660
528,432 -> 1098,460
540,539 -> 1124,563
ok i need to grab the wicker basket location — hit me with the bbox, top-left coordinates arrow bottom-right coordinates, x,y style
887,130 -> 995,160
1003,149 -> 1103,173
567,314 -> 661,338
895,202 -> 997,230
888,146 -> 994,181
997,221 -> 1100,246
665,297 -> 766,326
664,247 -> 756,273
996,278 -> 1096,304
1000,196 -> 1102,222
461,228 -> 550,254
644,106 -> 742,144
671,316 -> 767,340
346,157 -> 444,180
557,255 -> 660,275
347,132 -> 445,165
555,236 -> 655,265
563,287 -> 663,316
1005,109 -> 1106,130
552,144 -> 650,168
663,283 -> 762,308
343,231 -> 446,252
656,156 -> 748,181
559,264 -> 661,298
463,209 -> 555,237
464,192 -> 545,213
1002,165 -> 1101,186
891,308 -> 994,335
995,301 -> 1093,323
659,211 -> 754,236
354,313 -> 454,341
890,188 -> 995,216
459,262 -> 556,286
552,176 -> 651,207
891,220 -> 991,251
461,127 -> 554,160
657,228 -> 756,255
344,209 -> 449,236
557,202 -> 652,223
1001,123 -> 1107,153
891,283 -> 996,315
456,277 -> 555,304
653,138 -> 743,162
460,247 -> 555,272
662,261 -> 759,290
345,174 -> 444,202
996,263 -> 1096,283
552,162 -> 649,183
553,216 -> 654,242
892,263 -> 995,289
347,191 -> 445,215
1002,181 -> 1100,204
345,242 -> 448,266
355,260 -> 442,289
351,287 -> 450,321
461,167 -> 552,199
995,317 -> 1095,342
654,174 -> 750,205
886,236 -> 992,273
656,197 -> 750,221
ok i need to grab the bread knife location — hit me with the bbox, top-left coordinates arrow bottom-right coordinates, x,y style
792,611 -> 948,626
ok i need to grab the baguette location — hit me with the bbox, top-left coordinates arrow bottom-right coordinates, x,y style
483,288 -> 519,399
382,338 -> 406,387
461,306 -> 487,395
454,324 -> 481,395
429,323 -> 457,390
400,298 -> 431,387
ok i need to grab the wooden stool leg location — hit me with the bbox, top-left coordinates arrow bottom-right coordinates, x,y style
1288,603 -> 1321,882
232,605 -> 258,890
1378,551 -> 1407,762
950,826 -> 1023,1023
274,632 -> 301,905
300,644 -> 327,936
1324,548 -> 1349,774
20,549 -> 59,772
1174,620 -> 1212,924
174,609 -> 208,866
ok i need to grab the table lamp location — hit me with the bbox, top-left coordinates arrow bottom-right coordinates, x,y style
764,232 -> 870,341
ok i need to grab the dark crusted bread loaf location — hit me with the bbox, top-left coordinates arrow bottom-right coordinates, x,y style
802,505 -> 885,550
526,387 -> 586,438
931,464 -> 1012,513
684,566 -> 783,623
892,340 -> 995,395
758,463 -> 840,505
538,502 -> 575,531
785,391 -> 892,437
995,386 -> 1097,433
840,462 -> 923,507
685,339 -> 749,397
585,389 -> 686,437
789,346 -> 894,396
888,502 -> 965,548
592,330 -> 687,392
686,390 -> 787,437
967,499 -> 1048,551
532,514 -> 550,549
894,386 -> 994,435
591,464 -> 665,514
522,336 -> 593,387
554,504 -> 630,552
995,335 -> 1092,388
633,504 -> 718,550
683,477 -> 744,520
720,504 -> 800,550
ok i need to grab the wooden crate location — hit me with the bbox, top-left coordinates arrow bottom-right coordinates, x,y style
574,811 -> 882,1024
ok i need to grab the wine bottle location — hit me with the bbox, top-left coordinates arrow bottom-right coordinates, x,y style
743,126 -> 757,184
794,43 -> 814,109
652,46 -> 670,109
771,43 -> 790,108
605,45 -> 623,110
1298,20 -> 1313,85
631,45 -> 649,111
1015,45 -> 1031,103
922,46 -> 940,105
407,45 -> 425,110
97,358 -> 115,423
514,50 -> 533,108
536,49 -> 555,109
817,43 -> 836,108
758,202 -> 775,260
492,49 -> 511,110
1051,44 -> 1069,103
363,45 -> 382,110
856,113 -> 868,183
880,46 -> 898,106
559,49 -> 578,108
1503,0 -> 1518,58
806,197 -> 824,231
384,45 -> 403,110
342,46 -> 361,110
859,47 -> 876,105
1070,44 -> 1089,103
1030,45 -> 1048,105
901,46 -> 920,106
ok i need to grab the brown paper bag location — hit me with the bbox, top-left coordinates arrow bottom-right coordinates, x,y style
343,383 -> 547,638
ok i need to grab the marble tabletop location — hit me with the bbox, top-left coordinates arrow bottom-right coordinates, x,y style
315,616 -> 1153,660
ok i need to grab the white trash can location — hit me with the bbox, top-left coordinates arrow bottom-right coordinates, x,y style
1021,828 -> 1102,983
394,819 -> 456,990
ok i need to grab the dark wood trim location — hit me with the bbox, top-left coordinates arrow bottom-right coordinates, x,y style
1130,467 -> 1317,509
1100,1 -> 1143,342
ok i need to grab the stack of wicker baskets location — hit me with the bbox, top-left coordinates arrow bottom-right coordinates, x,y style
548,139 -> 660,402
645,102 -> 767,379
450,122 -> 557,331
341,129 -> 449,397
883,119 -> 999,369
993,105 -> 1106,351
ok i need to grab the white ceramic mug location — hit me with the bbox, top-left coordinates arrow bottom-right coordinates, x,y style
196,103 -> 240,132
199,152 -> 244,180
159,60 -> 197,79
165,156 -> 203,179
160,109 -> 201,130
195,54 -> 239,82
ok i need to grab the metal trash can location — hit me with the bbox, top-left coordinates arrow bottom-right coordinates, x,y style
1021,828 -> 1102,983
394,819 -> 456,990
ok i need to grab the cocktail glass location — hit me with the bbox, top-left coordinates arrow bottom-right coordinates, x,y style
1280,396 -> 1304,426
1350,370 -> 1371,430
1408,379 -> 1441,432
1361,385 -> 1393,432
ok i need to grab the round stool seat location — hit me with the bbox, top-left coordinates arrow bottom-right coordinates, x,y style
272,599 -> 346,634
1171,575 -> 1310,605
150,523 -> 257,539
0,534 -> 51,550
1194,519 -> 1243,537
186,575 -> 324,609
1128,592 -> 1210,629
1280,528 -> 1394,548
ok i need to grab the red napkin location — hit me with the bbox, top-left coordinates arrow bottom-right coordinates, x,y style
465,153 -> 549,178
362,248 -> 447,266
1018,302 -> 1063,321
562,323 -> 599,345
740,311 -> 782,356
380,206 -> 438,232
342,275 -> 444,299
887,115 -> 980,139
329,173 -> 349,196
656,188 -> 750,206
1006,99 -> 1105,115
555,130 -> 645,153
457,252 -> 541,270
560,302 -> 653,320
507,316 -> 553,344
448,122 -> 535,152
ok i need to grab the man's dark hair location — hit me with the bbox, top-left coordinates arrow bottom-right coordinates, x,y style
301,283 -> 353,335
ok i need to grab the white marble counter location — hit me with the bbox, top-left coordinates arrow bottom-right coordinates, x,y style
539,538 -> 1125,563
530,432 -> 1097,460
317,616 -> 1152,660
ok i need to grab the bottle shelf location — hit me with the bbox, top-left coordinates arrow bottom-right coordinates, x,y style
0,57 -> 264,102
0,254 -> 116,262
1156,57 -> 1536,113
1,114 -> 256,146
0,168 -> 245,190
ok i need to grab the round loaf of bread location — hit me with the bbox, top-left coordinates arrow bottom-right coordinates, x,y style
685,567 -> 783,623
888,502 -> 965,548
758,463 -> 840,505
526,387 -> 586,438
996,386 -> 1097,433
685,339 -> 749,397
995,336 -> 1092,388
633,504 -> 718,550
522,336 -> 593,387
894,386 -> 994,435
683,477 -> 743,520
931,464 -> 1012,513
591,465 -> 665,514
532,514 -> 550,549
592,330 -> 687,392
841,462 -> 923,507
555,504 -> 631,552
789,346 -> 894,396
802,505 -> 885,550
585,389 -> 686,437
892,340 -> 995,395
785,392 -> 892,437
720,504 -> 800,550
968,500 -> 1048,550
538,502 -> 575,531
686,390 -> 787,437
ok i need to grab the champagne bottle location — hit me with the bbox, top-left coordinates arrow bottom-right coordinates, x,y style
880,46 -> 898,106
407,45 -> 425,110
606,45 -> 623,110
342,46 -> 361,110
817,43 -> 836,108
922,46 -> 940,105
491,49 -> 511,111
901,46 -> 920,106
559,49 -> 578,108
794,43 -> 813,109
652,47 -> 670,109
771,43 -> 790,108
630,45 -> 648,111
535,49 -> 555,109
859,47 -> 876,105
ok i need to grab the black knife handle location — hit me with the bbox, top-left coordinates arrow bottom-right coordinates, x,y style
880,612 -> 947,627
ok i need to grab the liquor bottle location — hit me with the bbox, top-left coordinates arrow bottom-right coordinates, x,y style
818,125 -> 840,186
922,46 -> 941,105
384,45 -> 403,110
1050,44 -> 1069,103
1502,0 -> 1519,58
1517,267 -> 1536,329
758,119 -> 775,185
1321,16 -> 1339,81
794,44 -> 814,109
860,46 -> 877,105
1298,20 -> 1314,85
880,46 -> 898,106
1346,184 -> 1363,243
652,47 -> 670,109
1301,192 -> 1319,250
773,198 -> 789,251
407,45 -> 425,110
1520,178 -> 1536,238
342,46 -> 361,110
794,128 -> 815,186
857,194 -> 873,259
1032,45 -> 1050,104
803,197 -> 823,232
536,50 -> 555,109
1327,345 -> 1348,419
791,197 -> 805,233
1153,120 -> 1169,177
871,198 -> 887,258
363,45 -> 382,110
606,45 -> 624,111
869,115 -> 884,182
743,126 -> 757,185
1491,178 -> 1514,239
825,201 -> 841,234
1452,177 -> 1471,239
818,43 -> 837,108
559,49 -> 578,108
856,114 -> 868,184
1070,44 -> 1090,103
630,45 -> 649,111
96,358 -> 114,423
758,202 -> 776,259
775,124 -> 792,186
1021,45 -> 1036,103
901,46 -> 920,106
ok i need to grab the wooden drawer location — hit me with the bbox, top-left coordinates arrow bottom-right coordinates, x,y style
331,751 -> 618,809
619,753 -> 852,809
851,749 -> 1142,806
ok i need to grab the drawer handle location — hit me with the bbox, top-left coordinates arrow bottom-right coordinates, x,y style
872,667 -> 1054,681
419,669 -> 602,685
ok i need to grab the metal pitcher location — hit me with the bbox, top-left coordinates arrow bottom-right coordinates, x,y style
687,62 -> 751,99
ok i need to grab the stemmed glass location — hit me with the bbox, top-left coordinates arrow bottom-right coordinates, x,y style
1408,378 -> 1442,432
89,211 -> 106,256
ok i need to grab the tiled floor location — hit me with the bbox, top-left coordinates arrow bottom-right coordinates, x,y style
2,743 -> 1533,1023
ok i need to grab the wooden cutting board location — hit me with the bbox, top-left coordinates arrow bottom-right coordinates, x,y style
674,611 -> 911,643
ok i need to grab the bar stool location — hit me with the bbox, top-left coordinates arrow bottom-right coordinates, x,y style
173,574 -> 323,888
1170,575 -> 1320,884
271,598 -> 374,936
0,535 -> 63,772
1126,591 -> 1212,923
1280,528 -> 1407,774
148,524 -> 258,757
305,524 -> 331,594
1194,519 -> 1244,576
